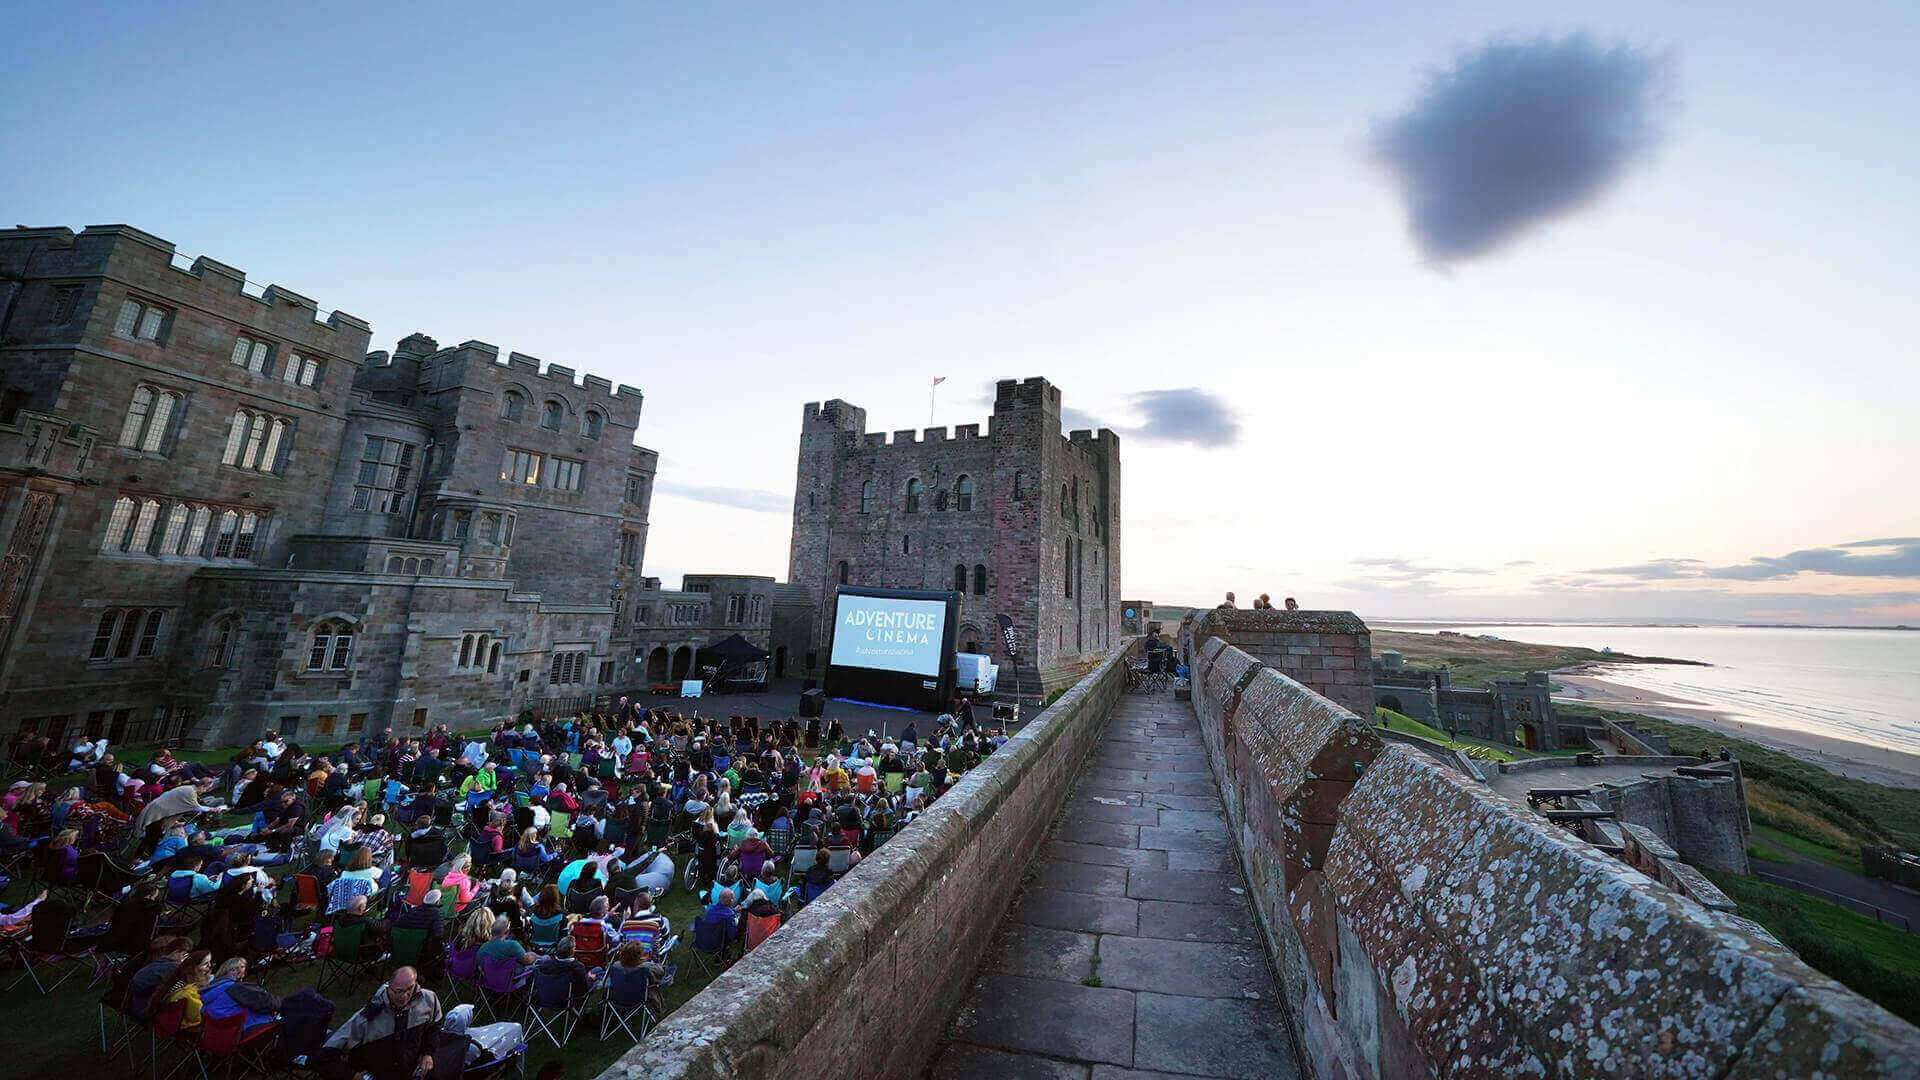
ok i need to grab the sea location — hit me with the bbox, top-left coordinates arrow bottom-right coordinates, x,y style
1379,624 -> 1920,759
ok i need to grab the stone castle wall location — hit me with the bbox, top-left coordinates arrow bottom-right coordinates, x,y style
609,643 -> 1129,1080
1186,629 -> 1920,1079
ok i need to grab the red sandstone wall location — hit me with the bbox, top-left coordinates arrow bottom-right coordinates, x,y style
607,644 -> 1129,1080
1187,634 -> 1920,1079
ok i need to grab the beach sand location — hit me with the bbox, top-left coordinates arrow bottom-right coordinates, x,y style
1555,671 -> 1920,792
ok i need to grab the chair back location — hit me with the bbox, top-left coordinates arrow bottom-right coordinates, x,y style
692,911 -> 732,953
547,811 -> 572,840
645,820 -> 671,846
738,849 -> 768,878
251,913 -> 287,955
571,921 -> 609,968
390,926 -> 430,967
165,873 -> 198,905
827,848 -> 853,874
478,954 -> 521,993
150,997 -> 189,1038
787,848 -> 816,876
30,897 -> 75,953
440,885 -> 461,920
274,988 -> 335,1060
606,962 -> 652,1008
330,918 -> 369,960
447,944 -> 481,982
406,868 -> 433,905
745,912 -> 780,951
529,966 -> 575,1009
603,819 -> 628,846
198,1010 -> 250,1056
528,913 -> 565,950
292,873 -> 322,910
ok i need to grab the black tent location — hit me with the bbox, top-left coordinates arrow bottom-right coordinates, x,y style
696,634 -> 771,690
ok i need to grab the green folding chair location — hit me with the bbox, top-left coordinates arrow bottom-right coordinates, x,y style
441,886 -> 462,920
389,926 -> 430,969
548,811 -> 573,844
885,773 -> 905,795
362,778 -> 383,804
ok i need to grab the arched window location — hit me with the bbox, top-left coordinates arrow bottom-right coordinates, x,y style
1071,479 -> 1079,518
954,475 -> 973,511
905,478 -> 923,514
118,385 -> 181,453
403,557 -> 419,574
386,555 -> 404,573
501,390 -> 525,421
837,560 -> 849,585
420,560 -> 437,576
973,564 -> 988,595
1013,471 -> 1026,500
860,481 -> 873,514
488,641 -> 502,673
953,564 -> 968,591
902,534 -> 911,554
540,400 -> 564,430
459,634 -> 474,668
1061,484 -> 1069,517
1063,543 -> 1073,598
221,409 -> 287,472
206,615 -> 239,668
581,410 -> 604,438
307,619 -> 354,672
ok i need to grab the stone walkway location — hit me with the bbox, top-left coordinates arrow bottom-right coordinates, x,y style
932,691 -> 1301,1080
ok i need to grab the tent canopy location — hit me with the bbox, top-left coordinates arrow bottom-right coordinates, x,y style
698,633 -> 769,664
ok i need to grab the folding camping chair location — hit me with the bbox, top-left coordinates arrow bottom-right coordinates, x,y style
388,926 -> 431,971
524,965 -> 587,1049
315,920 -> 380,992
546,812 -> 573,846
598,963 -> 656,1044
475,954 -> 531,1023
285,873 -> 323,920
569,920 -> 610,972
685,909 -> 734,979
785,847 -> 816,888
445,944 -> 481,1006
5,897 -> 97,994
195,1008 -> 278,1079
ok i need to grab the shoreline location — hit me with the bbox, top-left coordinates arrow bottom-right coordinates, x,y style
1553,670 -> 1920,792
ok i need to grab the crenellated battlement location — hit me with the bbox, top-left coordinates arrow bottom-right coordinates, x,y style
25,224 -> 374,336
398,339 -> 642,402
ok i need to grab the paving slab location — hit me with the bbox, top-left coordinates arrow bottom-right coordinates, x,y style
1071,790 -> 1144,808
1068,803 -> 1162,826
1141,793 -> 1225,813
1156,809 -> 1227,831
935,1046 -> 1091,1079
1137,825 -> 1231,853
1013,887 -> 1140,935
1096,936 -> 1274,1000
1135,899 -> 1260,944
1091,1067 -> 1234,1080
1046,841 -> 1169,871
950,973 -> 1137,1066
1128,869 -> 1244,905
1057,819 -> 1141,849
1034,860 -> 1132,896
1133,993 -> 1299,1079
986,922 -> 1100,984
1165,849 -> 1238,873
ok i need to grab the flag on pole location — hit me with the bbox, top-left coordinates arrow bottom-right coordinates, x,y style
932,376 -> 946,386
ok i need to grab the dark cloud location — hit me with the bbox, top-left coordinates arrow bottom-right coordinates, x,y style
1705,540 -> 1920,581
1372,34 -> 1674,262
1060,388 -> 1242,449
655,481 -> 788,514
1586,558 -> 1703,580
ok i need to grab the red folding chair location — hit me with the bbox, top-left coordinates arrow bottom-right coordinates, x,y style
405,867 -> 433,905
196,1009 -> 278,1077
570,920 -> 609,972
288,874 -> 323,919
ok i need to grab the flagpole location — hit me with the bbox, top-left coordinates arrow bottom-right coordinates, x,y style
928,378 -> 937,428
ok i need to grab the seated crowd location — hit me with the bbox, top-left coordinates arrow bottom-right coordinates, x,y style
0,697 -> 1008,1078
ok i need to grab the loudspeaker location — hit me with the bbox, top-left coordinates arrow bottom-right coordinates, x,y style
798,688 -> 826,719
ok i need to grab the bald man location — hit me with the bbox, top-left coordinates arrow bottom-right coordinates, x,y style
325,965 -> 443,1080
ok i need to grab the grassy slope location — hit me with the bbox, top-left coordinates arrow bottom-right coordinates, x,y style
1706,870 -> 1920,1024
1374,707 -> 1520,763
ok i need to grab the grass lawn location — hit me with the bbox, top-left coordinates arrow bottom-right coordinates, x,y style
1749,823 -> 1865,876
0,742 -> 833,1079
1706,869 -> 1920,1024
1375,708 -> 1520,763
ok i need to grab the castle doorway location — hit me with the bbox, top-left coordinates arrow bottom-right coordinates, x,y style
1378,694 -> 1403,715
671,646 -> 693,680
1517,722 -> 1539,750
774,646 -> 789,678
646,647 -> 669,682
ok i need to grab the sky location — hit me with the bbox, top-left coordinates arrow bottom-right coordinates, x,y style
7,2 -> 1918,625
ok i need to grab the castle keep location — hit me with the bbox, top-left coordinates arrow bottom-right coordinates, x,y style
0,225 -> 654,745
785,377 -> 1121,694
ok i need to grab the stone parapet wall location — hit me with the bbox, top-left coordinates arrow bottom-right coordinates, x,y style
602,643 -> 1129,1080
1191,607 -> 1374,718
1188,634 -> 1920,1079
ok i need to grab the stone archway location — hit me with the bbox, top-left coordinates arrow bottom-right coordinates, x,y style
1378,694 -> 1404,714
1517,722 -> 1539,750
646,647 -> 669,682
671,645 -> 693,680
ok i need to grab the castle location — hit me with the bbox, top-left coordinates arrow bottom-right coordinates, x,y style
0,224 -> 1114,746
1373,649 -> 1566,750
785,378 -> 1121,694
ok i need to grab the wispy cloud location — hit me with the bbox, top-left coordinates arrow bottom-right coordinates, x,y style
655,481 -> 788,514
1585,540 -> 1920,583
1372,33 -> 1675,263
